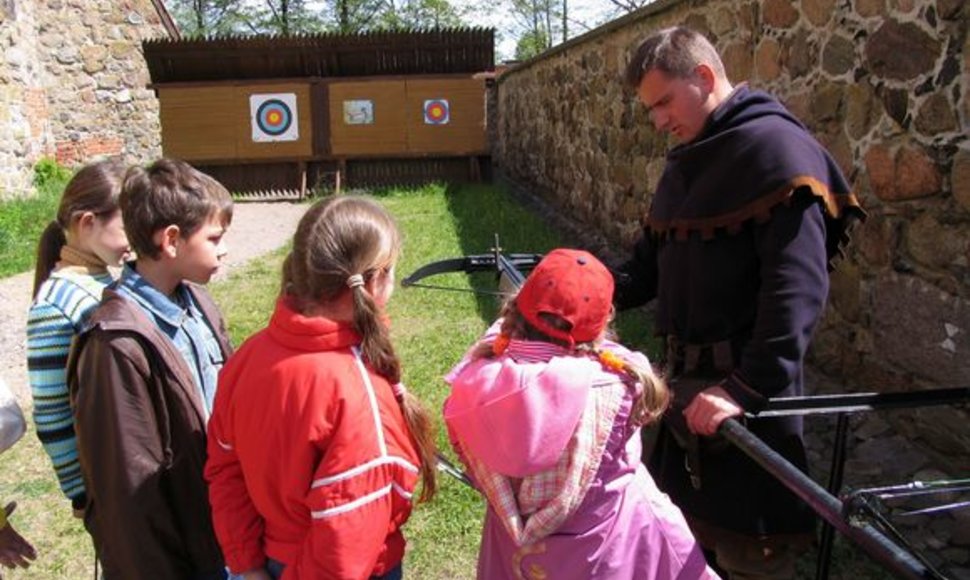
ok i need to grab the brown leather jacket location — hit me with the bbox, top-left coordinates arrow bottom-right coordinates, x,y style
68,284 -> 232,580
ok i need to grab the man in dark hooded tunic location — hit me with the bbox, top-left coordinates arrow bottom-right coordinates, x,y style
614,27 -> 865,578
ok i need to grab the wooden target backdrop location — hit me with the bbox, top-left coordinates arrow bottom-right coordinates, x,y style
158,83 -> 312,162
328,76 -> 487,157
145,29 -> 494,191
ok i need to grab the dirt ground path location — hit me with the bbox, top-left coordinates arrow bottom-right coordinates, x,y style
0,201 -> 309,405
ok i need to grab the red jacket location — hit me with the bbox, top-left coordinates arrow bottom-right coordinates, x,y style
205,298 -> 420,579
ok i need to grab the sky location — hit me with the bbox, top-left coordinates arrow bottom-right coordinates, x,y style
196,0 -> 623,61
458,0 -> 622,61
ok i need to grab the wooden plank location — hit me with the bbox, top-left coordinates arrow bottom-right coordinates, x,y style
329,81 -> 408,156
159,86 -> 240,160
405,77 -> 488,155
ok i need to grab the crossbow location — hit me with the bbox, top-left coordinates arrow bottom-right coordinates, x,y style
401,235 -> 541,295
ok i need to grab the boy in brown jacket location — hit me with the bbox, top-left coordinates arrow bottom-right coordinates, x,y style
68,158 -> 234,580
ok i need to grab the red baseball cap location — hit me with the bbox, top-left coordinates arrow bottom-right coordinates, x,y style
515,249 -> 614,347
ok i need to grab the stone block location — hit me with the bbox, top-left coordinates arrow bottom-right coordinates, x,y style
952,149 -> 970,212
845,82 -> 880,140
803,0 -> 836,26
822,35 -> 855,77
810,81 -> 844,122
754,38 -> 782,81
865,143 -> 942,201
722,43 -> 753,83
853,0 -> 885,17
871,272 -> 970,386
829,260 -> 862,322
710,7 -> 736,37
865,20 -> 942,82
906,213 -> 966,270
763,0 -> 800,28
783,29 -> 815,78
937,0 -> 963,20
914,93 -> 958,135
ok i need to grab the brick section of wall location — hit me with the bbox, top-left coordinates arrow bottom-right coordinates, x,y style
0,0 -> 167,199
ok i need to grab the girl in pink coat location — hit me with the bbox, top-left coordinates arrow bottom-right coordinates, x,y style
444,249 -> 719,580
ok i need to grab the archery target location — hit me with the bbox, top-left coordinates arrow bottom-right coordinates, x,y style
250,93 -> 299,142
423,99 -> 450,125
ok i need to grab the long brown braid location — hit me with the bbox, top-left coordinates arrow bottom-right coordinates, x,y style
282,195 -> 437,501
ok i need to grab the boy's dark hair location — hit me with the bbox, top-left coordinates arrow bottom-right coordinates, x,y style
624,26 -> 726,89
121,159 -> 233,259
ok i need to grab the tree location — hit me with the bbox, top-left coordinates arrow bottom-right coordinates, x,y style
508,0 -> 558,59
166,0 -> 245,36
514,28 -> 549,60
248,0 -> 324,35
374,0 -> 466,29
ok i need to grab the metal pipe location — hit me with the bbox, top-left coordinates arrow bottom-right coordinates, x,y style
816,413 -> 850,580
719,418 -> 936,580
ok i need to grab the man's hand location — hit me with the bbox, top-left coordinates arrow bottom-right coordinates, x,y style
0,503 -> 37,572
683,385 -> 743,436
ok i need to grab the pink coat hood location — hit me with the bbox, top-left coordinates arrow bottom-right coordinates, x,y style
444,348 -> 604,478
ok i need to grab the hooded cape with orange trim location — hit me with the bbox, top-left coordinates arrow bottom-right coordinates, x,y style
645,85 -> 865,265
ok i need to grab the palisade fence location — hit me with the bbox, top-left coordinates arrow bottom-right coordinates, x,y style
143,28 -> 495,196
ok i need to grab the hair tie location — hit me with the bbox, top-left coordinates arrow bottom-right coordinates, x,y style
391,382 -> 407,399
598,350 -> 626,373
492,334 -> 510,356
346,274 -> 365,289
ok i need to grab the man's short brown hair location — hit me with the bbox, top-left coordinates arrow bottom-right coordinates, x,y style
624,26 -> 727,89
121,158 -> 233,260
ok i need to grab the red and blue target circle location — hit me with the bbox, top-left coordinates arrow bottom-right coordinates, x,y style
255,99 -> 293,136
424,99 -> 450,124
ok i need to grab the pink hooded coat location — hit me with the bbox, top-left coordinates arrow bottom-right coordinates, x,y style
444,334 -> 719,579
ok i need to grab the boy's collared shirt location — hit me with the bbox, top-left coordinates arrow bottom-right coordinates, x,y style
113,262 -> 225,418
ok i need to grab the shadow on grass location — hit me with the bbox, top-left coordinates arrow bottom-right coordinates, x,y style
441,182 -> 560,325
436,181 -> 662,357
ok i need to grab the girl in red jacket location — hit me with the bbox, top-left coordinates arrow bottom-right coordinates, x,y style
205,195 -> 437,580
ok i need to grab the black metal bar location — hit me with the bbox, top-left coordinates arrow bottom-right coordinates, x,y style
816,413 -> 850,580
719,418 -> 936,580
755,388 -> 970,418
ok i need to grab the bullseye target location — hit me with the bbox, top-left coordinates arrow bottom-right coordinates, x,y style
423,99 -> 450,125
250,93 -> 299,142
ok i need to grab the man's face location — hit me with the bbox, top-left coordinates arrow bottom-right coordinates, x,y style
636,67 -> 710,143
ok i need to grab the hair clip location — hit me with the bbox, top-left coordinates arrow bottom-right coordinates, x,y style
492,334 -> 510,356
598,350 -> 626,372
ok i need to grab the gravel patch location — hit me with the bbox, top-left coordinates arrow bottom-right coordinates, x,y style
0,201 -> 309,404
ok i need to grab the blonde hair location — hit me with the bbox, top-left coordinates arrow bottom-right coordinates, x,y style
282,195 -> 437,501
475,299 -> 669,428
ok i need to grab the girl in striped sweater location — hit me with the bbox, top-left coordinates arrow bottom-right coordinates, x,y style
26,159 -> 130,515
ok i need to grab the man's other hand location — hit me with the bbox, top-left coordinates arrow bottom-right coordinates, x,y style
683,385 -> 742,436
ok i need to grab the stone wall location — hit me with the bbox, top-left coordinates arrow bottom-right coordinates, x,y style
495,0 -> 969,573
0,0 -> 168,199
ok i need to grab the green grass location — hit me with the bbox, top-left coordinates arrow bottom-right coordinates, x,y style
0,182 -> 588,578
0,163 -> 71,277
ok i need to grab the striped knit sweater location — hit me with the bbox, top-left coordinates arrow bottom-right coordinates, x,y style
27,266 -> 113,507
